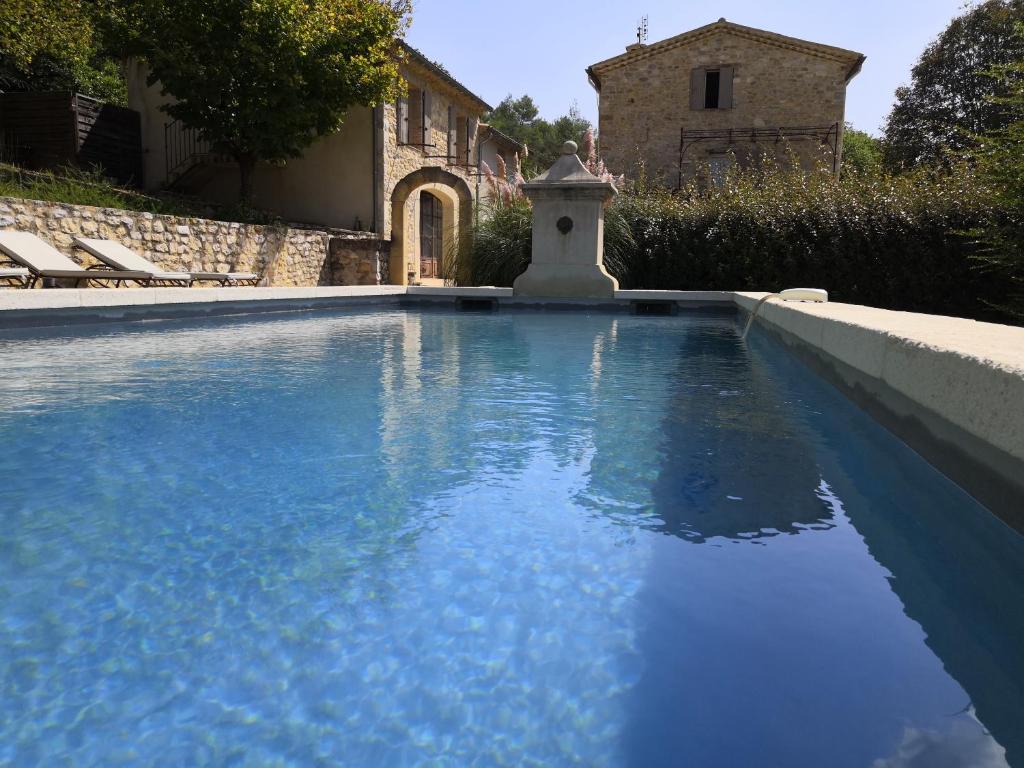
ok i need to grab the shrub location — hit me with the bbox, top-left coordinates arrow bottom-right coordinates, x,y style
618,161 -> 1009,320
456,159 -> 1012,323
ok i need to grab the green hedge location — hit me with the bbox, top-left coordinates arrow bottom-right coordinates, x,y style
457,163 -> 1014,323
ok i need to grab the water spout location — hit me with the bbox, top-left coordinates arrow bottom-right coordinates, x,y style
741,288 -> 828,340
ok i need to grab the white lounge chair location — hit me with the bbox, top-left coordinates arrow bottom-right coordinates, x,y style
73,237 -> 261,287
73,238 -> 193,286
0,266 -> 30,288
0,231 -> 151,288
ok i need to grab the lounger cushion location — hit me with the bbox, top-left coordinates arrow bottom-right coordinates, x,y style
191,272 -> 259,281
74,237 -> 174,275
0,231 -> 85,272
0,267 -> 30,277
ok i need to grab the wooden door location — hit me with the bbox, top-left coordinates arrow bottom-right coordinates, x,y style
419,191 -> 443,278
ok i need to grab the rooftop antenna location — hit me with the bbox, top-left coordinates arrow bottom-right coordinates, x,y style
636,15 -> 649,45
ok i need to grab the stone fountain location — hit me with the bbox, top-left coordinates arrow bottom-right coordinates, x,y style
513,141 -> 619,299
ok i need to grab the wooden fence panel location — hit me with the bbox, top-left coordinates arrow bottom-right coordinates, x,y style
0,92 -> 143,186
0,92 -> 77,169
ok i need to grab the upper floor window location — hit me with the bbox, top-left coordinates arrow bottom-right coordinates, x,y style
462,116 -> 474,166
447,108 -> 475,166
397,86 -> 432,147
448,105 -> 458,161
690,66 -> 734,110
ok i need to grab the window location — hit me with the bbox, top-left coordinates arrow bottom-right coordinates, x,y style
448,105 -> 457,161
447,113 -> 474,166
463,116 -> 474,166
704,70 -> 721,109
400,86 -> 432,146
690,66 -> 734,110
396,92 -> 409,144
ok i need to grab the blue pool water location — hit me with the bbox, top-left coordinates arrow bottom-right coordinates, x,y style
1,308 -> 1022,767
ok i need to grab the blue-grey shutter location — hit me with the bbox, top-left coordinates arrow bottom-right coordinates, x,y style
448,105 -> 457,160
690,68 -> 706,110
466,116 -> 477,165
397,95 -> 408,144
719,66 -> 734,109
422,90 -> 432,146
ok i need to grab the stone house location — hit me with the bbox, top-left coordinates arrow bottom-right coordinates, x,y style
586,19 -> 865,186
127,42 -> 522,285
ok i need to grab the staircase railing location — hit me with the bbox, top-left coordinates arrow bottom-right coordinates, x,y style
164,119 -> 213,182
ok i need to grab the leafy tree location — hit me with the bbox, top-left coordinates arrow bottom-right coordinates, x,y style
136,0 -> 409,204
841,124 -> 883,175
485,94 -> 592,176
974,30 -> 1024,315
0,0 -> 126,102
883,0 -> 1024,169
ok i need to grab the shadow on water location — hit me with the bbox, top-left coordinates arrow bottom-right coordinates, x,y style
618,322 -> 1024,768
645,324 -> 835,542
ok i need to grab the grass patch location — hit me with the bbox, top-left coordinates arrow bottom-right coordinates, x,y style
0,164 -> 280,225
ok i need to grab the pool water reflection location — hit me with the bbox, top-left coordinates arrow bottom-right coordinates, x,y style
0,309 -> 1021,767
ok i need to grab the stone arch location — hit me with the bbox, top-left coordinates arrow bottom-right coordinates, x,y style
390,167 -> 473,285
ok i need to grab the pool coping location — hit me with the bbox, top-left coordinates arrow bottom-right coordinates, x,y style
2,285 -> 1022,530
0,286 -> 735,327
735,292 -> 1024,530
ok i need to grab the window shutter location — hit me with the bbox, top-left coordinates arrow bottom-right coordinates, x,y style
397,95 -> 409,144
464,117 -> 474,165
690,68 -> 706,110
719,66 -> 734,109
448,106 -> 457,160
421,90 -> 432,146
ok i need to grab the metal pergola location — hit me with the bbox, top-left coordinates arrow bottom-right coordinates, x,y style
677,122 -> 841,188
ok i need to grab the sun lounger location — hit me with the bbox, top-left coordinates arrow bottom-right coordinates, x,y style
73,238 -> 193,286
0,266 -> 30,288
188,270 -> 261,286
73,237 -> 260,287
0,232 -> 151,288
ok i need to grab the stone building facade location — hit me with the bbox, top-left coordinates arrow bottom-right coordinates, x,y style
587,19 -> 865,186
127,42 -> 522,286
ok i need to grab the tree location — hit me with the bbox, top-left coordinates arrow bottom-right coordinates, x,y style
485,94 -> 592,176
0,0 -> 126,102
974,29 -> 1024,315
137,0 -> 409,204
883,0 -> 1024,169
841,124 -> 883,175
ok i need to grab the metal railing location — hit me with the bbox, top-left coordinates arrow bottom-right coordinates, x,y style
164,119 -> 212,182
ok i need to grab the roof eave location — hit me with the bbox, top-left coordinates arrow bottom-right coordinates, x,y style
481,124 -> 525,152
397,41 -> 492,113
587,20 -> 864,75
846,54 -> 867,83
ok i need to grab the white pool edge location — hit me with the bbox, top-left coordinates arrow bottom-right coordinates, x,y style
734,292 -> 1024,528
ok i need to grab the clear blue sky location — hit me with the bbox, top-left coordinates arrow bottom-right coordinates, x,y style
405,0 -> 967,136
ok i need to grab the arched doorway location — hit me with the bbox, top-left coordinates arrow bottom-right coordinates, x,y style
390,167 -> 473,285
419,190 -> 444,279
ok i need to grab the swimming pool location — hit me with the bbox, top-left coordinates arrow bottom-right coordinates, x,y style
1,308 -> 1022,766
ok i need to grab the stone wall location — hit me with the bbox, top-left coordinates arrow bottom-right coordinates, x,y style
0,196 -> 387,287
326,232 -> 390,286
591,23 -> 861,184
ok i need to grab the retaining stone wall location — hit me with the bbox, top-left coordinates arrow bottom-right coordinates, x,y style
0,196 -> 388,287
